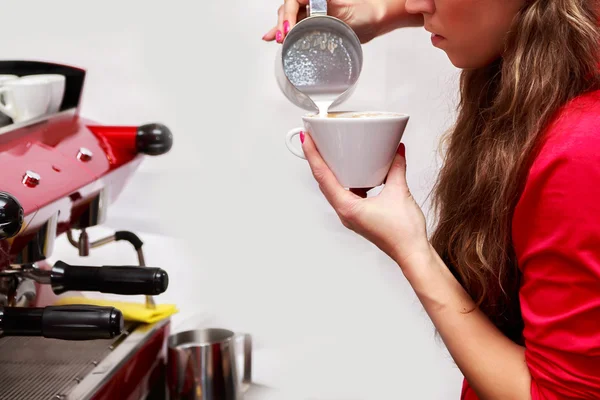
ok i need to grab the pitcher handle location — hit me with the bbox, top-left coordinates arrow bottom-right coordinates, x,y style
307,0 -> 327,16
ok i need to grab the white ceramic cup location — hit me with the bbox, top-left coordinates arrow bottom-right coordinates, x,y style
0,77 -> 52,123
20,74 -> 66,113
0,75 -> 18,84
286,111 -> 410,188
0,75 -> 18,126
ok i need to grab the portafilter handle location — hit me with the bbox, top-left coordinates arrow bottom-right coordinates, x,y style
0,305 -> 124,340
50,261 -> 169,296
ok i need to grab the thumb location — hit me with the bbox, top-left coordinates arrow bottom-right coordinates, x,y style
385,143 -> 407,188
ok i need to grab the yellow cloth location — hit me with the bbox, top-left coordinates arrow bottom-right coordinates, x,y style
53,297 -> 179,324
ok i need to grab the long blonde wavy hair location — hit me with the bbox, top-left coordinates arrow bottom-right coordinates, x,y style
430,0 -> 600,343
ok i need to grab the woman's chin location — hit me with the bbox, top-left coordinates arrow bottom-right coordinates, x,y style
446,54 -> 479,69
445,51 -> 501,70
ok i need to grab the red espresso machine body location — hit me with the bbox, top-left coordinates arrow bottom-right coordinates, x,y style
0,61 -> 174,400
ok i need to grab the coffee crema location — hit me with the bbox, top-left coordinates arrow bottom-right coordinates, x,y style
308,111 -> 403,119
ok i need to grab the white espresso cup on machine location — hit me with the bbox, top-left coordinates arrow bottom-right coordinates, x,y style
0,75 -> 18,127
0,76 -> 52,123
286,111 -> 410,188
0,75 -> 18,85
21,74 -> 66,113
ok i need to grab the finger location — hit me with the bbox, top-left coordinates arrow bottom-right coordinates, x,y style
349,188 -> 371,198
264,1 -> 309,42
281,1 -> 298,37
263,5 -> 284,41
262,26 -> 279,41
384,143 -> 407,188
302,132 -> 357,209
297,6 -> 308,22
276,6 -> 285,43
283,0 -> 309,37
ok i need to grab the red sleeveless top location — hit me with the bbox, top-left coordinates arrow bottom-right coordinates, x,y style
461,90 -> 600,399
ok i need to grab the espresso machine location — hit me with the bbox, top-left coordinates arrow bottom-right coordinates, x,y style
0,61 -> 174,400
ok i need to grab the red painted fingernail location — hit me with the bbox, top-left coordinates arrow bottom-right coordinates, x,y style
276,30 -> 283,42
397,143 -> 405,157
283,21 -> 290,35
300,131 -> 305,144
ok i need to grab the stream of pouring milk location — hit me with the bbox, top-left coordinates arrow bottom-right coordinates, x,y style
304,86 -> 355,117
314,98 -> 334,118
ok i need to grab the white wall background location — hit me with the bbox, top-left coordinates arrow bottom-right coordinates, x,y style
5,1 -> 465,398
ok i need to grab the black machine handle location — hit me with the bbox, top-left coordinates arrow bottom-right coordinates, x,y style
0,305 -> 123,340
136,123 -> 173,156
51,261 -> 169,296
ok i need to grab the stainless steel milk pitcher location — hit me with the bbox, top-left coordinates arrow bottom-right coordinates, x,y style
275,0 -> 364,112
167,328 -> 252,400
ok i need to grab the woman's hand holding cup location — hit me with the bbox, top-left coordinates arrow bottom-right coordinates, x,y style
300,131 -> 431,270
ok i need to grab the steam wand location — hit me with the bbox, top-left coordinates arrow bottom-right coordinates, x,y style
66,229 -> 156,308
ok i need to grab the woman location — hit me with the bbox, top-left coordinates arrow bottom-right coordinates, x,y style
264,1 -> 600,399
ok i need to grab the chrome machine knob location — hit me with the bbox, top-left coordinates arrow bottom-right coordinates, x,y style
22,170 -> 40,188
77,147 -> 93,162
0,192 -> 24,240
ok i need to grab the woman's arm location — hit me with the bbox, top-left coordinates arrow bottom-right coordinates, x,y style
299,136 -> 532,399
300,123 -> 600,400
403,248 -> 531,400
401,110 -> 600,399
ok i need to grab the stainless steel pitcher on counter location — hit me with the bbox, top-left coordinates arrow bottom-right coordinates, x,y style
167,328 -> 252,400
275,0 -> 364,112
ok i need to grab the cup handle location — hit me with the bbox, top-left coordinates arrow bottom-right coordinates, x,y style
235,333 -> 252,390
0,87 -> 16,119
285,127 -> 307,159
